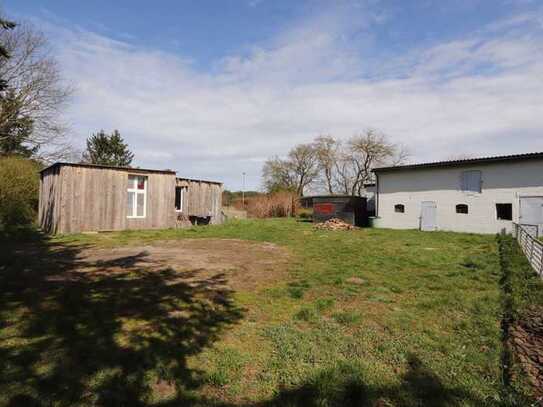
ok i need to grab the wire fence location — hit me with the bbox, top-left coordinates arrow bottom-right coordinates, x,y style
513,223 -> 543,276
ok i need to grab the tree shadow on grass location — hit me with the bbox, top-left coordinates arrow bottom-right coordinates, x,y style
256,354 -> 488,407
0,231 -> 492,407
0,230 -> 244,406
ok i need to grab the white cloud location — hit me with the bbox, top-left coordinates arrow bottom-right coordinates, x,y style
218,4 -> 375,85
37,6 -> 543,190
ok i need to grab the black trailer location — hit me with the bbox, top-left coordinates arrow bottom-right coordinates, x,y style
312,195 -> 367,226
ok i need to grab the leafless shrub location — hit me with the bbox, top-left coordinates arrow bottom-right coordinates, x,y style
234,191 -> 297,218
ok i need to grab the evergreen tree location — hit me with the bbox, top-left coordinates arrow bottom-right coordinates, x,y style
0,90 -> 36,157
0,23 -> 36,157
82,130 -> 134,166
0,17 -> 15,58
0,17 -> 16,93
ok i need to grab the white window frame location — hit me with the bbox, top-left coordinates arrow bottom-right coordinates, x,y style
175,186 -> 186,212
127,175 -> 147,219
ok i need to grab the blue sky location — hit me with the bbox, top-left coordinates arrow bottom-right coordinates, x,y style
3,0 -> 543,190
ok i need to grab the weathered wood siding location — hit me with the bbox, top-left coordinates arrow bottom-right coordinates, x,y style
40,164 -> 176,234
39,165 -> 62,234
176,178 -> 223,224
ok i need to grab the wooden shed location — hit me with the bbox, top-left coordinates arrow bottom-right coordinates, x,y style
39,162 -> 223,234
175,177 -> 223,225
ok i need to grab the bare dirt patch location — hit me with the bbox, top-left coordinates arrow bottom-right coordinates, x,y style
67,239 -> 291,292
509,306 -> 543,399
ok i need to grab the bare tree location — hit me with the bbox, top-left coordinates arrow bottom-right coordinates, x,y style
346,129 -> 408,195
288,143 -> 319,196
262,156 -> 296,193
391,144 -> 410,166
0,20 -> 73,162
264,131 -> 407,197
333,148 -> 356,194
319,130 -> 408,196
313,135 -> 338,194
262,143 -> 319,196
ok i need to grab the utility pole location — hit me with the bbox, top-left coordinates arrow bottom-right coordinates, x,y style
242,172 -> 246,208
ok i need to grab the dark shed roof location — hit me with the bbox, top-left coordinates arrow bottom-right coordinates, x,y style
41,163 -> 223,184
40,162 -> 177,175
373,151 -> 543,173
176,177 -> 223,185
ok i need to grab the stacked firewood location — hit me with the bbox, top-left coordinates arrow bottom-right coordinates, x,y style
314,218 -> 356,231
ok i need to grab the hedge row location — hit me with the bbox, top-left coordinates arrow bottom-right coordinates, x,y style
0,156 -> 41,229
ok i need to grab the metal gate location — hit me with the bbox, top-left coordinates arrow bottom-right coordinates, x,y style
513,223 -> 543,275
519,196 -> 543,237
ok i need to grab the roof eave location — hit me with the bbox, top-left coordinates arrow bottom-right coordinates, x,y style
373,151 -> 543,173
40,162 -> 177,175
176,177 -> 223,185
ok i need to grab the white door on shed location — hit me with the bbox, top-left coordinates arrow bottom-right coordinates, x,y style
420,201 -> 437,231
519,197 -> 543,236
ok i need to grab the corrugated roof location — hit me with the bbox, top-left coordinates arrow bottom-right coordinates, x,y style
373,151 -> 543,173
40,162 -> 176,174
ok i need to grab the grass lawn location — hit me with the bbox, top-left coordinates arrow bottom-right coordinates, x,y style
0,219 -> 504,406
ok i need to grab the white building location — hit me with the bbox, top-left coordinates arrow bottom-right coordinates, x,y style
372,152 -> 543,234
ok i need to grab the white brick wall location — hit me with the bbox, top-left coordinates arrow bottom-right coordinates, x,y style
375,159 -> 543,234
